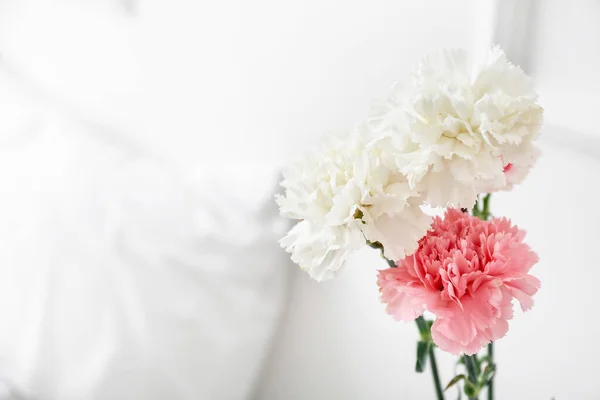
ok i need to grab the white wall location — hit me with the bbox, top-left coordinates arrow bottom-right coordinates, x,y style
529,0 -> 600,138
0,0 -> 491,172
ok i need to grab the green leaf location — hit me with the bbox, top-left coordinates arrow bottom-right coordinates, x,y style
415,341 -> 430,373
445,374 -> 466,391
480,364 -> 496,385
478,355 -> 491,365
463,380 -> 479,398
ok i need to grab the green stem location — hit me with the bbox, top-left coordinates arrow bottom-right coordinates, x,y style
487,343 -> 494,400
428,344 -> 445,400
368,241 -> 397,268
415,315 -> 429,337
471,193 -> 492,220
481,193 -> 491,220
415,316 -> 444,400
464,355 -> 479,400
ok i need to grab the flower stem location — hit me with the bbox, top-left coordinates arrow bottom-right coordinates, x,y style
415,315 -> 429,337
487,343 -> 494,400
482,193 -> 491,219
415,316 -> 444,400
428,343 -> 444,400
464,355 -> 479,400
368,241 -> 397,267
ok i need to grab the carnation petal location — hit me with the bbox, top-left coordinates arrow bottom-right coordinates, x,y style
280,220 -> 365,281
377,209 -> 540,354
362,207 -> 432,262
278,125 -> 431,279
505,275 -> 541,311
378,269 -> 426,321
372,46 -> 543,202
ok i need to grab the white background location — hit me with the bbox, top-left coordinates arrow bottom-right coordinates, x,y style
0,0 -> 599,399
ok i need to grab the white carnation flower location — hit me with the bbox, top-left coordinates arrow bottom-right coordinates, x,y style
276,126 -> 431,281
371,47 -> 543,208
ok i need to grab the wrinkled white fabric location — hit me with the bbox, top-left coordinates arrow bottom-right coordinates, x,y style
0,69 -> 290,400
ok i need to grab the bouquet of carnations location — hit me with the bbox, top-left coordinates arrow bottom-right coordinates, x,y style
276,47 -> 543,399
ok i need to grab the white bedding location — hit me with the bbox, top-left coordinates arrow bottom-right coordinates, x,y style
0,68 -> 291,399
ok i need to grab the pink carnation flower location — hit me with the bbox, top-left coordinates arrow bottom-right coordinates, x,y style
378,209 -> 540,355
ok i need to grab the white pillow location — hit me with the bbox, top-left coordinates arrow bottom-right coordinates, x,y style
0,71 -> 290,400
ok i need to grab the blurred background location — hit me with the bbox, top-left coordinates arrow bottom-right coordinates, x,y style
0,0 -> 598,399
